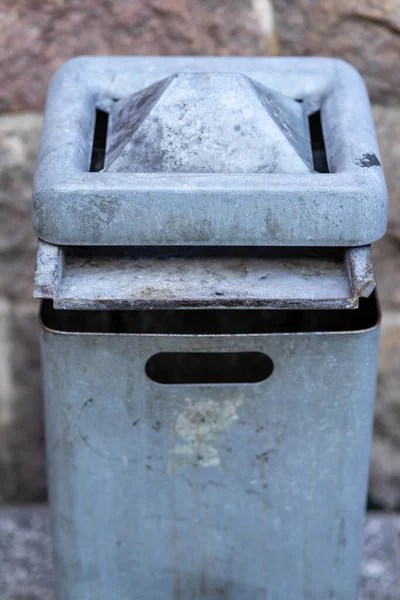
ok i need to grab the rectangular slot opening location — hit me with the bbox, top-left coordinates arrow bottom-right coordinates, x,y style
145,352 -> 274,385
90,109 -> 109,172
309,111 -> 329,173
41,293 -> 379,336
64,246 -> 344,260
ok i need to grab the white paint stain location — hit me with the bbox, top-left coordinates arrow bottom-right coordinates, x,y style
168,396 -> 243,473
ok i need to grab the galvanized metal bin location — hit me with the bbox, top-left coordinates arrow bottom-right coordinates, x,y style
33,57 -> 388,600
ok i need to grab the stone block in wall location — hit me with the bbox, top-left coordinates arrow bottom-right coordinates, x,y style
370,313 -> 400,509
0,301 -> 44,503
373,106 -> 400,247
362,105 -> 400,508
0,114 -> 42,302
0,0 -> 277,114
372,105 -> 400,314
0,114 -> 45,502
274,0 -> 400,104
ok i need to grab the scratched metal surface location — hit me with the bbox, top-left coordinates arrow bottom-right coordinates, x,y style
33,242 -> 375,310
33,56 -> 388,246
41,301 -> 379,600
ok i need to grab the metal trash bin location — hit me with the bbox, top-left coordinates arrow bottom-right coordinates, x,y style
33,57 -> 388,600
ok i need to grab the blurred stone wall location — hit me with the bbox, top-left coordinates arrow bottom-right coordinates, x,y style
274,0 -> 400,509
0,0 -> 276,503
0,0 -> 399,509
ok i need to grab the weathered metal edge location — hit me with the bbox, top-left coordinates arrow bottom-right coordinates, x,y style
51,297 -> 358,311
33,241 -> 373,311
32,56 -> 388,246
346,246 -> 376,299
34,171 -> 387,247
33,241 -> 64,299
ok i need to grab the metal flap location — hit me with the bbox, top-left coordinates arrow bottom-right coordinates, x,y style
34,242 -> 375,311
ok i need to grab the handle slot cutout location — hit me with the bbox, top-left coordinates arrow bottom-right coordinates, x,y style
145,352 -> 274,385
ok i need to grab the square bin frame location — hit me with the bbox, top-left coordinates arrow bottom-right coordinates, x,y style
33,56 -> 388,247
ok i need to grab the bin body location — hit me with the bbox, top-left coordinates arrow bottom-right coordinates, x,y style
33,55 -> 388,600
42,306 -> 379,600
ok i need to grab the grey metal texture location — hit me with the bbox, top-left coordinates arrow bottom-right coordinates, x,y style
1,507 -> 400,600
104,73 -> 313,174
41,300 -> 380,600
33,241 -> 375,310
33,56 -> 388,247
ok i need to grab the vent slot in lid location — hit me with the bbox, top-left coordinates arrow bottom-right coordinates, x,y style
90,109 -> 109,172
309,110 -> 329,173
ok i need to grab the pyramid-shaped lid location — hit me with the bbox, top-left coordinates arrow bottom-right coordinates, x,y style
104,73 -> 313,174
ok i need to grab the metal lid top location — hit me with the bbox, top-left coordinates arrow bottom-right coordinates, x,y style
33,56 -> 388,246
